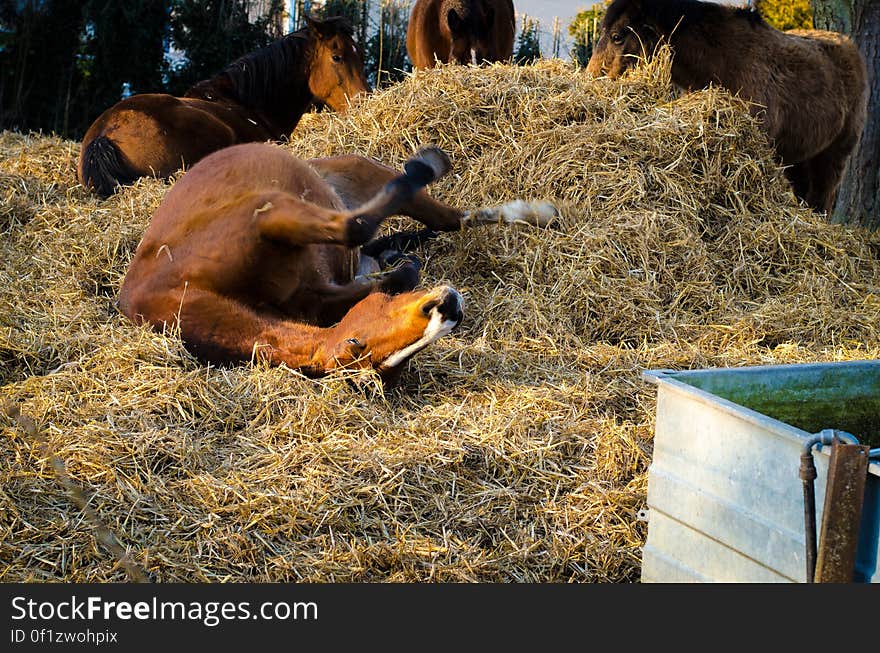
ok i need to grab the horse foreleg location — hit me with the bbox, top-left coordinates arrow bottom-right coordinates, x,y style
461,200 -> 558,228
287,264 -> 421,327
258,147 -> 451,247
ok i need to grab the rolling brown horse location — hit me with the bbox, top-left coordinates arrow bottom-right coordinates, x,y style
586,0 -> 868,215
79,16 -> 369,198
118,142 -> 556,382
406,0 -> 515,69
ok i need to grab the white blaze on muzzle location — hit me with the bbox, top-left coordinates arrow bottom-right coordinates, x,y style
380,289 -> 463,370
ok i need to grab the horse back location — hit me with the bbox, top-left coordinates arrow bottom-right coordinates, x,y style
762,28 -> 868,162
784,28 -> 867,114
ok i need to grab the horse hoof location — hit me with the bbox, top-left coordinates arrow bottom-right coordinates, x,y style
406,146 -> 451,183
345,215 -> 379,246
379,260 -> 420,294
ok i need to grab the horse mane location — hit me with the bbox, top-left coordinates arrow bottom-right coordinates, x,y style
186,16 -> 354,110
607,0 -> 766,35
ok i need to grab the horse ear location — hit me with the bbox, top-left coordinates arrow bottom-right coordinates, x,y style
302,13 -> 321,34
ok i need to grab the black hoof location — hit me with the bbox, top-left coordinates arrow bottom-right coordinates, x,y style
345,215 -> 379,246
379,261 -> 420,295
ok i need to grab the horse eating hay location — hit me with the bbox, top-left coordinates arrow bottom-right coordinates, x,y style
118,143 -> 557,382
587,0 -> 868,216
78,16 -> 369,198
406,0 -> 515,69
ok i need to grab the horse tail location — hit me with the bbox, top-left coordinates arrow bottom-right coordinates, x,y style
79,135 -> 139,198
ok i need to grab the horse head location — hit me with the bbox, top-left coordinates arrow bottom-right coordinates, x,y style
443,0 -> 498,64
587,0 -> 663,78
321,286 -> 464,381
303,15 -> 370,111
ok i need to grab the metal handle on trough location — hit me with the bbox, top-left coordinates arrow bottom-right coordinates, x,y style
799,429 -> 859,583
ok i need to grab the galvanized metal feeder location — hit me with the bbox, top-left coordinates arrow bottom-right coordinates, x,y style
641,360 -> 880,583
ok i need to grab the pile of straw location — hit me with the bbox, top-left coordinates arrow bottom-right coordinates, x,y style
2,57 -> 879,582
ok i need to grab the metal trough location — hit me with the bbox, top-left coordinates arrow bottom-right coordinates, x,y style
641,360 -> 880,583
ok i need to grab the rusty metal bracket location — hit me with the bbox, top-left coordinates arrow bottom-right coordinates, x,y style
814,439 -> 871,583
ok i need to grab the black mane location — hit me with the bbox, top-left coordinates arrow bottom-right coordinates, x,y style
186,17 -> 354,110
604,0 -> 766,34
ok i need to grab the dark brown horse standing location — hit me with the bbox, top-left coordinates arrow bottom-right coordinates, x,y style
79,16 -> 369,197
118,142 -> 556,382
587,0 -> 868,215
406,0 -> 515,69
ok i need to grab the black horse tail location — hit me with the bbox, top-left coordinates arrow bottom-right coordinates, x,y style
80,136 -> 139,198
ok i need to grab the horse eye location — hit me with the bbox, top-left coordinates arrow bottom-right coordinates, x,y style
346,338 -> 367,353
611,32 -> 624,44
332,54 -> 343,63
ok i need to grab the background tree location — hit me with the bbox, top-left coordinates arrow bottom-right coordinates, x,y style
514,15 -> 542,65
0,1 -> 86,136
755,0 -> 813,30
165,0 -> 283,96
810,0 -> 879,229
317,0 -> 370,48
366,0 -> 411,89
569,3 -> 606,67
76,1 -> 169,134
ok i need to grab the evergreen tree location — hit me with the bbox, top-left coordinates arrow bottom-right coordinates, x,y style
755,0 -> 812,30
317,0 -> 369,47
810,0 -> 880,228
515,15 -> 542,65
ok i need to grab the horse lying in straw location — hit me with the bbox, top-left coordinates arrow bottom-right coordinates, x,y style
406,0 -> 515,69
118,143 -> 557,381
79,16 -> 369,198
587,0 -> 868,215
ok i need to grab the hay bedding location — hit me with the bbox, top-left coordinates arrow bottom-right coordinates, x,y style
2,57 -> 879,582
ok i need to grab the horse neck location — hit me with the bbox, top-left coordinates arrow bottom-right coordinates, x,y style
200,35 -> 316,139
665,11 -> 767,92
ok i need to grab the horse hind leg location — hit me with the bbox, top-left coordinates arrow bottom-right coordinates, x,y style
783,161 -> 812,208
309,147 -> 559,232
258,147 -> 453,247
803,128 -> 860,216
308,148 -> 466,231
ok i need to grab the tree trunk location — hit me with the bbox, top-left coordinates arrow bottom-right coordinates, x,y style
810,0 -> 880,229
